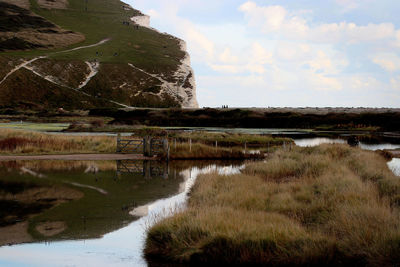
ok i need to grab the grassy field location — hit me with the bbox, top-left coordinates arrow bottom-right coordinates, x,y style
0,128 -> 115,154
145,145 -> 400,265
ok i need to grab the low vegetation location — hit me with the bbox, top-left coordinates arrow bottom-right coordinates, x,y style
0,129 -> 114,154
91,107 -> 400,131
145,145 -> 400,266
168,131 -> 292,147
169,143 -> 264,160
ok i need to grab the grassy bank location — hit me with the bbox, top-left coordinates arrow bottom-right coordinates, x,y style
0,129 -> 114,155
145,145 -> 400,266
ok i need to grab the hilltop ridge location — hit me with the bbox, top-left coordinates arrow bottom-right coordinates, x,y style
0,0 -> 198,110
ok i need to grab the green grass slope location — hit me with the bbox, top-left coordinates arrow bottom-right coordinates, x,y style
0,0 -> 195,109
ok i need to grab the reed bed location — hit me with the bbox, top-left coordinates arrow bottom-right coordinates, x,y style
0,129 -> 115,155
145,144 -> 400,266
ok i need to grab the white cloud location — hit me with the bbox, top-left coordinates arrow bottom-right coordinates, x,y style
372,54 -> 400,72
395,30 -> 400,47
238,1 -> 396,44
239,3 -> 288,32
335,0 -> 359,11
210,42 -> 272,74
275,42 -> 311,61
391,76 -> 400,89
146,9 -> 158,18
218,47 -> 238,64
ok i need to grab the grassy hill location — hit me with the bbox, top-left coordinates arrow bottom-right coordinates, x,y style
0,0 -> 198,109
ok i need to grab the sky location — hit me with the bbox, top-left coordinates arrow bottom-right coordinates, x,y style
124,0 -> 400,108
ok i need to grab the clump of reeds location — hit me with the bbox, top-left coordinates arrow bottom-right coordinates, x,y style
145,144 -> 400,265
0,129 -> 115,155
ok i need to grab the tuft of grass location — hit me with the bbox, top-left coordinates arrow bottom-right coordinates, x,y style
145,144 -> 400,265
0,128 -> 115,155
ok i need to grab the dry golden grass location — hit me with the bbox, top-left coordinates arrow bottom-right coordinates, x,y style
169,142 -> 264,160
0,129 -> 115,155
145,144 -> 400,265
171,131 -> 292,147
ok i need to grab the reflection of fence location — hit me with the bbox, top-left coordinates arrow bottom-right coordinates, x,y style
116,135 -> 169,159
116,160 -> 169,179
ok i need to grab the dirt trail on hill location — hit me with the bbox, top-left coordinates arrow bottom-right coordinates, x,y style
0,154 -> 154,161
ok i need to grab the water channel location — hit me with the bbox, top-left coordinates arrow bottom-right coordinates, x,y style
0,160 -> 243,266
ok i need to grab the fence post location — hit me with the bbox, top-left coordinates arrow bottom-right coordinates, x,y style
174,138 -> 176,151
215,140 -> 218,150
116,133 -> 121,153
144,136 -> 152,157
163,138 -> 169,160
189,138 -> 192,152
244,142 -> 247,154
143,160 -> 151,179
143,136 -> 147,156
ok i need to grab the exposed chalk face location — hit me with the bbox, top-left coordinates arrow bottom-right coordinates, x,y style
174,40 -> 199,108
129,14 -> 199,108
130,15 -> 151,28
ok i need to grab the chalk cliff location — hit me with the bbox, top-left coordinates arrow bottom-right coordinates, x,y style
0,0 -> 198,110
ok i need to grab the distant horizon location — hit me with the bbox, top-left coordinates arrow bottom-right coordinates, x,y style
127,0 -> 400,108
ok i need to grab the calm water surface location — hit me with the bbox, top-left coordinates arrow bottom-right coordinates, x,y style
294,137 -> 400,151
0,160 -> 243,266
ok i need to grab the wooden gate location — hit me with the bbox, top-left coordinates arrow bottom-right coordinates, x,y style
150,138 -> 165,155
116,135 -> 169,159
116,137 -> 144,154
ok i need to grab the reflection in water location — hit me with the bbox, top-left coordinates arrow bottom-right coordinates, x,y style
117,160 -> 169,179
295,137 -> 400,151
388,158 -> 400,176
0,160 -> 243,267
294,138 -> 346,147
359,143 -> 400,151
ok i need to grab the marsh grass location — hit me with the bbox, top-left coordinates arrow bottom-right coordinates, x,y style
145,145 -> 400,266
169,142 -> 264,160
0,129 -> 115,154
170,131 -> 292,147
